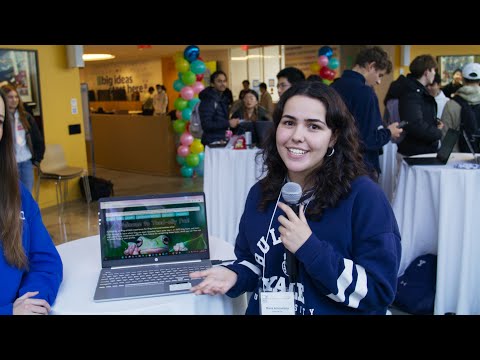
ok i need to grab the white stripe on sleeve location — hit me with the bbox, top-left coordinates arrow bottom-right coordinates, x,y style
348,264 -> 368,308
327,258 -> 353,303
239,260 -> 262,276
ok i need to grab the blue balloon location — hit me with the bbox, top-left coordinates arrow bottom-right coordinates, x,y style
188,98 -> 201,109
181,165 -> 194,178
197,151 -> 205,163
173,79 -> 184,92
318,46 -> 333,59
184,45 -> 200,63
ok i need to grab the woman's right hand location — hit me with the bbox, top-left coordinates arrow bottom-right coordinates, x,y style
13,291 -> 51,315
229,118 -> 240,128
189,266 -> 237,295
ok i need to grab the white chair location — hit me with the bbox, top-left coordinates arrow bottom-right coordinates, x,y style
35,144 -> 92,218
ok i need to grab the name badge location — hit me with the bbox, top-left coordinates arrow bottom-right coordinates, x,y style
259,291 -> 295,315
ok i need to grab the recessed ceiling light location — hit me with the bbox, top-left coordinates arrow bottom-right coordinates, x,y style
82,54 -> 116,61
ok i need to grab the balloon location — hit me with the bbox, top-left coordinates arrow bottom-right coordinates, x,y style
192,81 -> 205,94
180,86 -> 195,100
190,60 -> 206,75
310,62 -> 320,73
189,139 -> 204,154
326,69 -> 336,81
185,153 -> 200,168
185,122 -> 190,133
181,107 -> 192,121
176,110 -> 183,120
173,79 -> 184,92
184,45 -> 200,63
194,163 -> 204,177
318,46 -> 333,59
197,151 -> 205,163
196,73 -> 204,82
328,57 -> 339,70
176,154 -> 186,166
319,66 -> 330,79
188,98 -> 201,109
175,58 -> 190,73
177,144 -> 190,157
180,165 -> 194,178
180,132 -> 194,146
174,97 -> 188,111
181,71 -> 196,86
318,55 -> 329,67
172,119 -> 186,134
322,78 -> 333,85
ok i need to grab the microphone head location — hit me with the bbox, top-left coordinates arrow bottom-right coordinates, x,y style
281,182 -> 302,205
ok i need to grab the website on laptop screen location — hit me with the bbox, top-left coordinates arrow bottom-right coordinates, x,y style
99,194 -> 209,264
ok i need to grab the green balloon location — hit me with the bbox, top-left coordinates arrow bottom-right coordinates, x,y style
181,71 -> 196,86
172,119 -> 186,134
174,97 -> 188,111
185,153 -> 200,167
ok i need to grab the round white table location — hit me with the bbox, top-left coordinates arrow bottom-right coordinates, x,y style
51,235 -> 247,315
392,152 -> 480,314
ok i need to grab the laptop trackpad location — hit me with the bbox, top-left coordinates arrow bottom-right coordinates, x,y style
125,284 -> 167,296
169,282 -> 192,291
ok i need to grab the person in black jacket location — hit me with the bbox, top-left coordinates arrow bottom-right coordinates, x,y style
387,55 -> 444,156
2,85 -> 45,192
198,71 -> 233,145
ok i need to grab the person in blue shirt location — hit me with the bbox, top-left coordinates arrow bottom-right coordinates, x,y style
331,46 -> 403,180
0,89 -> 63,315
190,80 -> 401,315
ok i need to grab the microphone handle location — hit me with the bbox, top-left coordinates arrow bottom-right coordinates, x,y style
286,203 -> 300,284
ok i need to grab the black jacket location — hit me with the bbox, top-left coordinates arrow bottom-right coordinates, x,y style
386,74 -> 442,156
198,87 -> 230,145
25,113 -> 45,166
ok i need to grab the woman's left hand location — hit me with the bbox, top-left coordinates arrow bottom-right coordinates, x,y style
277,202 -> 312,254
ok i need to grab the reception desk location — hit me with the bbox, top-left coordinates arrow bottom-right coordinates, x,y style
91,114 -> 177,176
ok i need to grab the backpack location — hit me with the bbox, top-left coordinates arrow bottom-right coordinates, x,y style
383,98 -> 405,144
452,96 -> 480,152
393,254 -> 437,315
79,175 -> 114,202
189,101 -> 217,139
189,102 -> 203,139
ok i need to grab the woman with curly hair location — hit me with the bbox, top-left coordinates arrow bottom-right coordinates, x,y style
190,81 -> 401,315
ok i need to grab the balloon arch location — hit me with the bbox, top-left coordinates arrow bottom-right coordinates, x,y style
171,45 -> 207,178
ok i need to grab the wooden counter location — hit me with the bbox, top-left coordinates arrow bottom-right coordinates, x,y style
91,114 -> 178,176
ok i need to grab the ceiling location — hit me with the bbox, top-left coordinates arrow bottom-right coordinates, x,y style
83,45 -> 238,63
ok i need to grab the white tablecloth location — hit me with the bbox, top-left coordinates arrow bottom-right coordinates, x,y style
203,147 -> 264,246
392,153 -> 480,315
51,235 -> 247,315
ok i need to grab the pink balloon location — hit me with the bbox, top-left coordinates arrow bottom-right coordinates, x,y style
180,86 -> 195,100
192,81 -> 205,94
318,55 -> 329,67
177,145 -> 190,157
180,132 -> 194,146
176,110 -> 183,120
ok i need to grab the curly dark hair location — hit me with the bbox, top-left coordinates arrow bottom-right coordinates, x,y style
257,80 -> 368,218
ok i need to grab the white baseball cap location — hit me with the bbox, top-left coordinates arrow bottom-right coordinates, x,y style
462,63 -> 480,80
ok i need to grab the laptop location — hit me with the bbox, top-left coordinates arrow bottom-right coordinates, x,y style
461,129 -> 480,164
93,192 -> 212,302
403,128 -> 460,166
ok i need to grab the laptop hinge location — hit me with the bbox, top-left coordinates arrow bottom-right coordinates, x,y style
111,259 -> 204,270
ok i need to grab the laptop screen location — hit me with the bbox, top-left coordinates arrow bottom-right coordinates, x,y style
98,192 -> 210,268
437,128 -> 460,163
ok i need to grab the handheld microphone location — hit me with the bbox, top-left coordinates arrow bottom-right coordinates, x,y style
281,182 -> 302,284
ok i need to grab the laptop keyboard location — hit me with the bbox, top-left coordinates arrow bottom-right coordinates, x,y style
98,264 -> 211,288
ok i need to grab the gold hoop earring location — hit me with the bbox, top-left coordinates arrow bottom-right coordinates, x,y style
326,147 -> 335,157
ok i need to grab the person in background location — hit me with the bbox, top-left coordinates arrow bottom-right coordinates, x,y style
238,80 -> 251,100
223,87 -> 234,109
142,86 -> 155,115
331,46 -> 402,181
427,73 -> 450,119
189,81 -> 401,315
442,68 -> 463,99
393,55 -> 443,156
153,84 -> 168,115
198,70 -> 233,145
2,84 -> 45,193
440,62 -> 480,152
230,89 -> 271,137
0,89 -> 63,315
259,82 -> 274,117
276,67 -> 305,98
